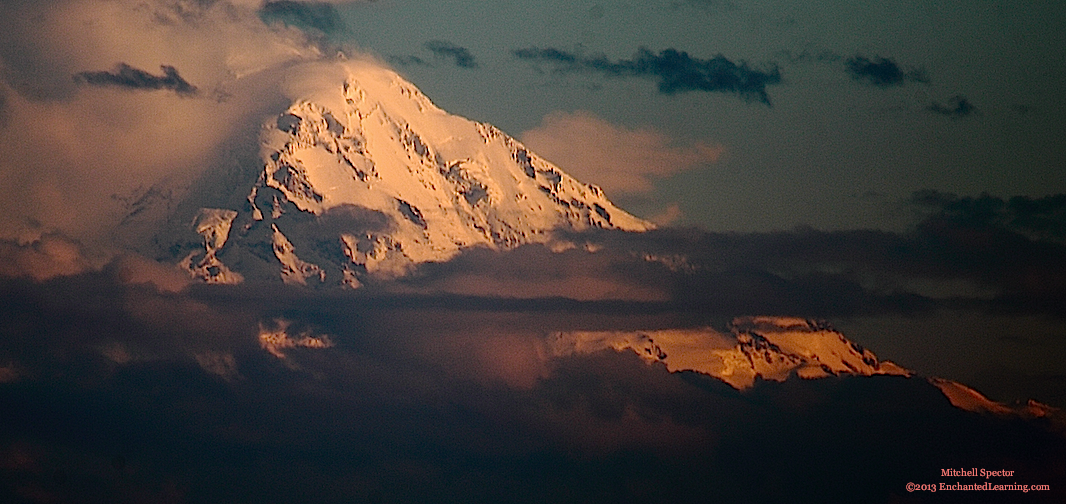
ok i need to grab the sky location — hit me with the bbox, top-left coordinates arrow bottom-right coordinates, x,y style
333,0 -> 1066,231
1,1 -> 1066,501
3,0 -> 1064,238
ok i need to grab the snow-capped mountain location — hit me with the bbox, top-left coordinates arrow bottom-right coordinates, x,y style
166,59 -> 650,286
929,378 -> 1062,421
551,317 -> 910,389
552,316 -> 1063,421
120,59 -> 1060,423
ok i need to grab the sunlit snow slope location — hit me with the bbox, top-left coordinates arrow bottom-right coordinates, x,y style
552,317 -> 910,389
553,317 -> 1064,420
176,59 -> 650,285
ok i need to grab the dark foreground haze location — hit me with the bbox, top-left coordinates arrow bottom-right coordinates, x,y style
3,220 -> 1066,503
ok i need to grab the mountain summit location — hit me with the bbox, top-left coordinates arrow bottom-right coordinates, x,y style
165,60 -> 650,286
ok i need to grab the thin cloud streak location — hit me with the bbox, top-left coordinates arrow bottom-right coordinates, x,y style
73,63 -> 199,96
844,55 -> 928,87
424,40 -> 479,69
512,46 -> 782,104
927,95 -> 978,118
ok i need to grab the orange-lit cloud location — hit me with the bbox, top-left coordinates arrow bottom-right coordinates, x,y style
520,110 -> 723,197
108,254 -> 195,292
0,234 -> 94,281
649,203 -> 683,226
393,243 -> 672,302
0,0 -> 321,244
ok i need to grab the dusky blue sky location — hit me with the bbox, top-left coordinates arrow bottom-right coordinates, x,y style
326,0 -> 1066,232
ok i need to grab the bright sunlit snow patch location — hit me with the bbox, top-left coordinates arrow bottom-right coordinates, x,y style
552,317 -> 910,389
258,319 -> 335,359
180,208 -> 243,284
177,58 -> 652,286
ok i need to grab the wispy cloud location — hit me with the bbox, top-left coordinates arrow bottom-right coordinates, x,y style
424,40 -> 479,69
844,55 -> 928,87
513,46 -> 782,105
910,190 -> 1065,242
519,110 -> 723,196
926,95 -> 978,118
73,63 -> 199,96
0,233 -> 94,281
0,0 -> 322,241
259,1 -> 348,35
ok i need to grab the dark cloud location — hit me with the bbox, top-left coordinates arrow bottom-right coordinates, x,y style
423,40 -> 479,69
2,192 -> 1066,500
512,46 -> 782,105
1,269 -> 1064,503
844,55 -> 929,87
439,205 -> 1066,320
910,190 -> 1066,243
258,1 -> 348,35
9,188 -> 1066,338
73,63 -> 199,96
927,95 -> 978,118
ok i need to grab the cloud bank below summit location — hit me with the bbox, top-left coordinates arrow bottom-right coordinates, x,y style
2,252 -> 1065,503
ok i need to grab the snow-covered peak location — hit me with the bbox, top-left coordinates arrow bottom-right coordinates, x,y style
929,378 -> 1014,415
551,317 -> 910,390
167,59 -> 651,285
550,318 -> 1066,420
729,316 -> 910,382
928,378 -> 1064,424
